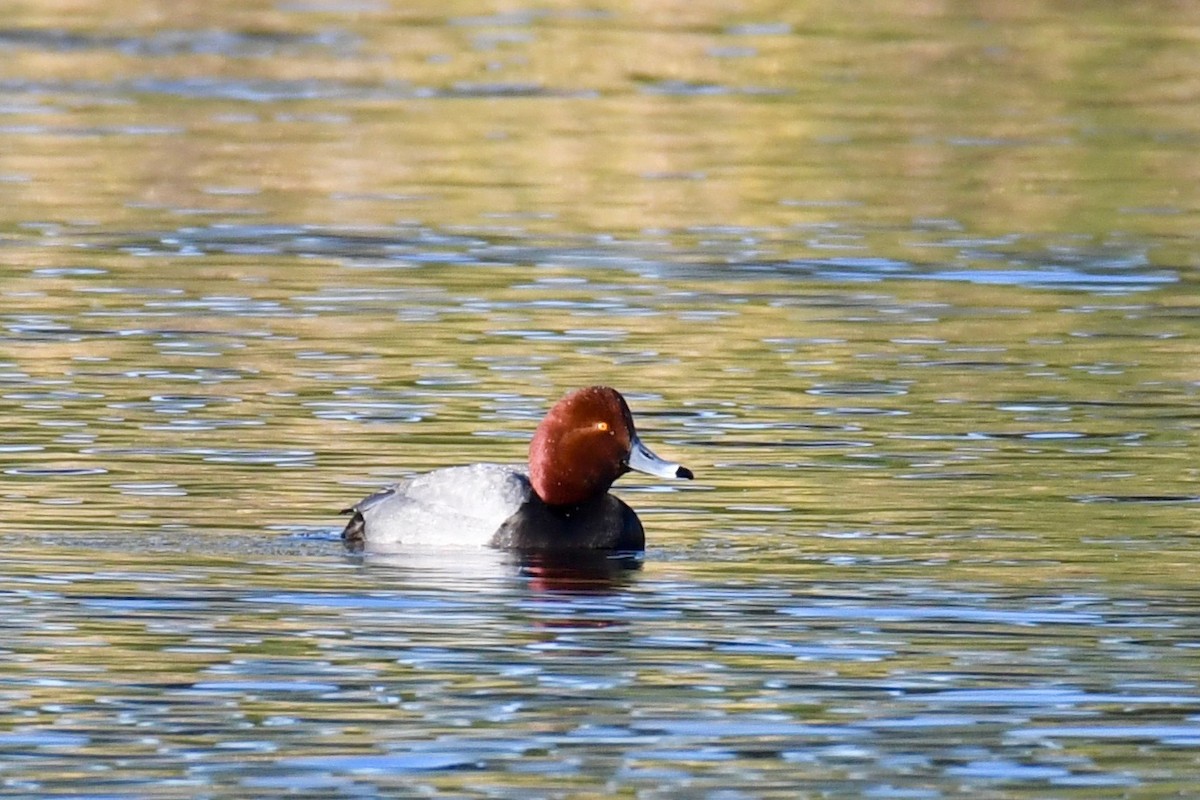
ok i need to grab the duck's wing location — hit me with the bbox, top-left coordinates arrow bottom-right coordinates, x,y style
340,465 -> 531,549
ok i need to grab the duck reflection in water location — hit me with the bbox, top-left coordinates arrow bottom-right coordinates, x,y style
342,546 -> 642,596
514,549 -> 643,594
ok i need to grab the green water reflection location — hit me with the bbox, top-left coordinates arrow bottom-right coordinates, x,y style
1,1 -> 1198,247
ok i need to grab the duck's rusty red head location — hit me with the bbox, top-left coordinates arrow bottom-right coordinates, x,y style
528,386 -> 692,507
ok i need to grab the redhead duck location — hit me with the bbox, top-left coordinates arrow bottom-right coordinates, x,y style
341,386 -> 693,551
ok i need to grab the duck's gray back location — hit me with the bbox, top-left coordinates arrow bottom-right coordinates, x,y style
342,463 -> 531,549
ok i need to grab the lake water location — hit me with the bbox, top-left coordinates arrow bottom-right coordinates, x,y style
2,2 -> 1199,797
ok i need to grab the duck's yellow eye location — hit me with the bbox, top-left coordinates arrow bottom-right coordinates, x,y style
596,421 -> 609,432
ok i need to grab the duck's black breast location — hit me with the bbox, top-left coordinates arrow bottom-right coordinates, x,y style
489,493 -> 645,551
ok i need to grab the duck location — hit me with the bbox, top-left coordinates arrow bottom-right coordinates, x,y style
340,386 -> 693,551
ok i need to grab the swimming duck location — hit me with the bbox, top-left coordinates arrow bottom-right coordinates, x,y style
341,386 -> 693,550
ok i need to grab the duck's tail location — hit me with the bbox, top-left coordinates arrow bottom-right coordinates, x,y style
339,506 -> 366,545
338,485 -> 397,547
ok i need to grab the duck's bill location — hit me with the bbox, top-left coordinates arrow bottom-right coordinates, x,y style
628,435 -> 694,480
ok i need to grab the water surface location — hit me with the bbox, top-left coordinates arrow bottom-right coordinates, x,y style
2,2 -> 1199,797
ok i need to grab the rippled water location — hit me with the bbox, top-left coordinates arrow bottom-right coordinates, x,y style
3,2 -> 1200,797
8,544 -> 1200,797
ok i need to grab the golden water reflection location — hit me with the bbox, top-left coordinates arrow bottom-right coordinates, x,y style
1,1 -> 1198,247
